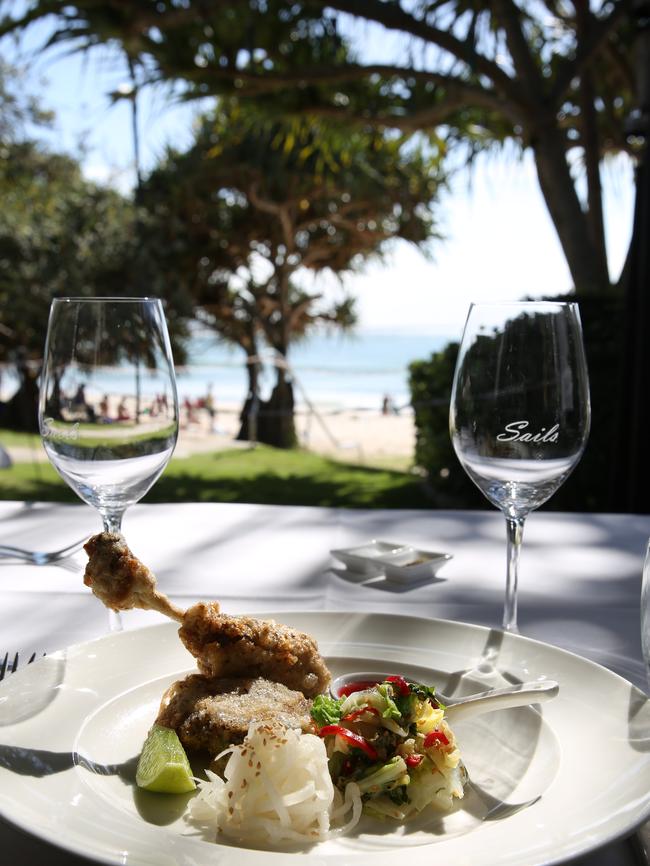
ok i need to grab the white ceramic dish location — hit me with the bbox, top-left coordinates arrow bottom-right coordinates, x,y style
330,539 -> 452,580
1,611 -> 650,866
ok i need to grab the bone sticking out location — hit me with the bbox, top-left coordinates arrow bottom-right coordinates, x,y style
83,531 -> 185,622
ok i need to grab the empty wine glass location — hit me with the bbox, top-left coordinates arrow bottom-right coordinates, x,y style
449,302 -> 590,632
39,297 -> 179,630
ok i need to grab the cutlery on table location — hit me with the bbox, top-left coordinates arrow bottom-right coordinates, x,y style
330,672 -> 559,721
0,536 -> 87,565
0,651 -> 44,682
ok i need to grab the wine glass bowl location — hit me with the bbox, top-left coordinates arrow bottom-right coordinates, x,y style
38,297 -> 179,611
450,302 -> 590,631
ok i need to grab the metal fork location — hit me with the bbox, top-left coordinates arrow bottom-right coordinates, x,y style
0,536 -> 88,565
0,651 -> 41,682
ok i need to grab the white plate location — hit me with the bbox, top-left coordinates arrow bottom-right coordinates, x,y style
330,540 -> 452,579
1,612 -> 650,866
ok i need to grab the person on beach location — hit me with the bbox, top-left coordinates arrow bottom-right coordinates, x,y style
99,394 -> 110,422
117,398 -> 130,421
205,385 -> 217,433
71,384 -> 96,422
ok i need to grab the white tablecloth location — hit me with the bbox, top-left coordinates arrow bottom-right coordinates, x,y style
1,500 -> 649,865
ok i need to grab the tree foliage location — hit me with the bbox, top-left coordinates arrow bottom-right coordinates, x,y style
0,0 -> 637,297
139,98 -> 444,446
0,95 -> 191,430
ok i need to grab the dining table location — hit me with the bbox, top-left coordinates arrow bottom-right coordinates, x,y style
1,498 -> 649,865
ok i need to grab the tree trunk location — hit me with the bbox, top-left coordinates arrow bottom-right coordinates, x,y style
236,350 -> 262,441
532,124 -> 612,296
611,153 -> 650,512
0,364 -> 39,432
575,2 -> 608,280
256,364 -> 297,449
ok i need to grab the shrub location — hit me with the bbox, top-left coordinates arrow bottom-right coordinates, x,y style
408,295 -> 625,512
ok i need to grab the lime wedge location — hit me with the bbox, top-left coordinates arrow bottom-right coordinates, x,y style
136,724 -> 196,793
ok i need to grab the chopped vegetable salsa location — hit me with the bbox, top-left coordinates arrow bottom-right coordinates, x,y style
311,677 -> 467,820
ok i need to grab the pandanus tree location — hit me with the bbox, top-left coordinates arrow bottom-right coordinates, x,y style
138,99 -> 443,447
1,0 -> 637,298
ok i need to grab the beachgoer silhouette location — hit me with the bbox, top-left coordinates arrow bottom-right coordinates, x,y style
72,384 -> 96,422
205,385 -> 217,432
117,399 -> 130,421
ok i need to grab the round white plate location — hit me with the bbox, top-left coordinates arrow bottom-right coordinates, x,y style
1,612 -> 649,866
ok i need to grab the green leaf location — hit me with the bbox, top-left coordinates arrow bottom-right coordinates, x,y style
310,694 -> 343,726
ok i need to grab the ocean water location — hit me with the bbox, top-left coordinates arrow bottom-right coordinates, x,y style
0,330 -> 453,412
178,330 -> 451,411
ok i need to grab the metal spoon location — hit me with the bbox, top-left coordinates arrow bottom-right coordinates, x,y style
329,671 -> 559,722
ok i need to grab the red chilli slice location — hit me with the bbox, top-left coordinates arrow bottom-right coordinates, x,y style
424,729 -> 450,748
405,754 -> 424,768
342,707 -> 380,723
318,724 -> 379,760
385,675 -> 410,696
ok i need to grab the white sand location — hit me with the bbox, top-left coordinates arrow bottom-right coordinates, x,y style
175,402 -> 415,463
3,401 -> 416,466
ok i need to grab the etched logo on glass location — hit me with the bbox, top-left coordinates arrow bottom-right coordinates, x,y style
496,421 -> 559,444
41,417 -> 79,441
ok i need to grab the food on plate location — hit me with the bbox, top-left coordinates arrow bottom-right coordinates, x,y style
82,534 -> 466,843
190,721 -> 361,845
135,724 -> 196,793
83,532 -> 184,621
156,675 -> 313,758
83,533 -> 330,698
179,601 -> 330,698
311,675 -> 467,820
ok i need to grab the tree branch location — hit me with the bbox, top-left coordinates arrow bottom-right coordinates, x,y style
319,0 -> 525,107
493,0 -> 546,105
247,182 -> 295,251
549,0 -> 632,106
169,60 -> 522,126
219,74 -> 523,130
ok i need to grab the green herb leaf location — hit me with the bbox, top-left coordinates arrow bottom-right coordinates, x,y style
311,694 -> 343,726
377,683 -> 402,720
408,681 -> 445,710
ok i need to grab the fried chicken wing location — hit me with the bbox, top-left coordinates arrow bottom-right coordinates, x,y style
156,674 -> 313,756
83,533 -> 331,698
179,602 -> 330,698
83,532 -> 184,621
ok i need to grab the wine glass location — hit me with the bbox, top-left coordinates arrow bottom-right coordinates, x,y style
449,302 -> 590,632
39,297 -> 179,630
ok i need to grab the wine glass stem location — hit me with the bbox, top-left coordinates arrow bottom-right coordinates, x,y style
503,515 -> 525,633
102,512 -> 123,535
101,511 -> 124,633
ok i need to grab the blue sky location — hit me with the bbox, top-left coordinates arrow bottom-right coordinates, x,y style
1,13 -> 635,341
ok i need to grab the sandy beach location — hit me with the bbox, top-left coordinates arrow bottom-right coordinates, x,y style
3,400 -> 416,466
175,402 -> 416,464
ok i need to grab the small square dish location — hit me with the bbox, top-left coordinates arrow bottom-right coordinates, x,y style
330,539 -> 452,582
330,540 -> 410,576
380,547 -> 452,583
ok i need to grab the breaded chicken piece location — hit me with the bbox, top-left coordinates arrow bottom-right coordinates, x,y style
179,602 -> 330,698
83,534 -> 331,698
156,674 -> 313,756
83,532 -> 184,621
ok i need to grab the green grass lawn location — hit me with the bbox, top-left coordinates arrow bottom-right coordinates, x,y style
0,432 -> 432,509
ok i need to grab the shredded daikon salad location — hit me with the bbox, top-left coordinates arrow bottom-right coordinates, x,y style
190,722 -> 362,845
